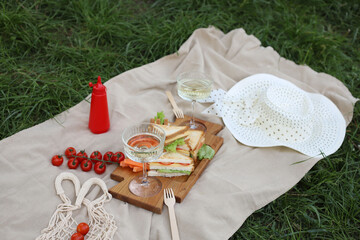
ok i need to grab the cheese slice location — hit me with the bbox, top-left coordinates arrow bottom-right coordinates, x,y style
157,152 -> 193,164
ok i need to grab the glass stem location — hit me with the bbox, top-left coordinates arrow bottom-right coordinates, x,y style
142,162 -> 148,184
190,100 -> 196,128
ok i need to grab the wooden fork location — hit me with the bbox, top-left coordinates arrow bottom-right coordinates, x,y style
164,188 -> 180,240
166,91 -> 184,119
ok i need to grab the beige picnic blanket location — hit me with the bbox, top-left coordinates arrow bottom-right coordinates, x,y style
0,27 -> 356,240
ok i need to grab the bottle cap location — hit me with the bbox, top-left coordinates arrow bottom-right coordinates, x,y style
89,76 -> 106,95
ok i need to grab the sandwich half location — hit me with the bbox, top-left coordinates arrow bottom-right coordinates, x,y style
175,142 -> 191,157
153,124 -> 189,142
185,129 -> 205,160
154,124 -> 190,154
148,152 -> 194,177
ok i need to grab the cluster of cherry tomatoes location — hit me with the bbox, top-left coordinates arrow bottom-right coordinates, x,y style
71,222 -> 89,240
51,147 -> 125,175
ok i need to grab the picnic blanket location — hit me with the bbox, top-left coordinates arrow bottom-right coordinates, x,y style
0,26 -> 356,240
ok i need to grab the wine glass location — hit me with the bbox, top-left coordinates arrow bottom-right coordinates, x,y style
122,123 -> 166,197
177,71 -> 213,131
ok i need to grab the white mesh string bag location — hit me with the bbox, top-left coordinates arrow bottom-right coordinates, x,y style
75,178 -> 117,240
36,173 -> 117,240
36,172 -> 81,240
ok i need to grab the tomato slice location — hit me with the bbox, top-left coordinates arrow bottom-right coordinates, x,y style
197,142 -> 204,151
179,163 -> 190,166
159,162 -> 173,165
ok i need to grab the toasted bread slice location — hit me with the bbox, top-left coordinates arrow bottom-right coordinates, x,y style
157,152 -> 193,164
176,143 -> 190,151
175,143 -> 191,156
191,136 -> 205,161
176,149 -> 190,156
186,129 -> 205,150
148,170 -> 191,177
164,131 -> 189,145
154,124 -> 189,140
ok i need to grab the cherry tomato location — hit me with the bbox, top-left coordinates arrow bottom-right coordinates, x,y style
90,150 -> 102,164
76,150 -> 88,163
80,159 -> 92,172
71,232 -> 84,240
111,152 -> 125,163
76,222 -> 90,235
64,147 -> 76,158
67,158 -> 79,169
51,155 -> 63,166
94,162 -> 106,174
103,151 -> 114,164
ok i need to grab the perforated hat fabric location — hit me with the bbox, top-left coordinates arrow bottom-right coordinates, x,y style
203,73 -> 346,157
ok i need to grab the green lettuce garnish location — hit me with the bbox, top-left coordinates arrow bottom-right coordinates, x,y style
158,169 -> 191,175
164,138 -> 185,152
197,144 -> 215,160
154,111 -> 165,124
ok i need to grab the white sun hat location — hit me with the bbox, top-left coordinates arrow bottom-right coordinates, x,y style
202,73 -> 346,157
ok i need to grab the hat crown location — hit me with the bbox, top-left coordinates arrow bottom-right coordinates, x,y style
265,86 -> 314,120
256,85 -> 314,144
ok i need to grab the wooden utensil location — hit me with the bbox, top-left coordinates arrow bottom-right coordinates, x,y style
166,91 -> 184,118
164,188 -> 180,240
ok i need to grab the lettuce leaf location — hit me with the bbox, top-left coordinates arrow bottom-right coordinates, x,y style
154,111 -> 165,124
197,144 -> 215,160
157,169 -> 191,175
164,138 -> 185,152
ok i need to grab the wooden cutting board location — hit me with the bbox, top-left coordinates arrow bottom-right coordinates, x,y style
109,115 -> 223,214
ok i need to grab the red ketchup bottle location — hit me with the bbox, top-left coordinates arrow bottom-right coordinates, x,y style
88,76 -> 110,134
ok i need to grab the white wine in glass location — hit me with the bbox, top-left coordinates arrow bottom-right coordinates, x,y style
177,72 -> 213,131
122,123 -> 166,198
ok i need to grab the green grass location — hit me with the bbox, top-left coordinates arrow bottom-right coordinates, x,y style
1,0 -> 359,239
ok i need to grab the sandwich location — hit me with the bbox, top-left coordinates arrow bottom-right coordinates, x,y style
153,124 -> 190,155
174,142 -> 191,157
159,124 -> 189,145
150,124 -> 206,177
185,129 -> 205,160
148,152 -> 194,177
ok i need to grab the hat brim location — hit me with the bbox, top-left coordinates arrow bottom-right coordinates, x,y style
223,73 -> 346,157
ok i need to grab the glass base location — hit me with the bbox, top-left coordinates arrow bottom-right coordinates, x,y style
181,120 -> 207,132
129,175 -> 162,198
